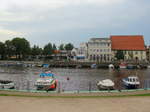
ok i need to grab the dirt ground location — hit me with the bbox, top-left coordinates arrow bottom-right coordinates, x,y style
0,96 -> 150,112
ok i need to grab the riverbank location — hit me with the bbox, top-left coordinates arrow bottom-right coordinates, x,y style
0,91 -> 150,112
0,60 -> 149,69
1,89 -> 150,98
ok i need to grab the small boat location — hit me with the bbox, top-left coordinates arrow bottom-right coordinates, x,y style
127,64 -> 137,69
97,79 -> 115,90
35,78 -> 57,91
109,64 -> 114,69
35,72 -> 57,91
122,76 -> 140,89
119,62 -> 127,69
147,65 -> 150,69
91,64 -> 97,69
0,80 -> 15,89
42,64 -> 49,68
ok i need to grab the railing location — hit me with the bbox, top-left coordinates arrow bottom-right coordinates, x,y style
1,80 -> 150,93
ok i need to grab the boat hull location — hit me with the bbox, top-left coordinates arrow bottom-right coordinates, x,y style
36,80 -> 57,91
97,85 -> 114,90
124,84 -> 139,89
0,80 -> 15,89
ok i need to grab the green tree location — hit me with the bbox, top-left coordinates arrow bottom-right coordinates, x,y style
115,50 -> 124,60
31,45 -> 43,56
5,40 -> 15,59
0,42 -> 6,59
128,51 -> 134,60
11,37 -> 31,59
64,43 -> 74,51
52,44 -> 57,50
59,44 -> 64,50
43,43 -> 53,55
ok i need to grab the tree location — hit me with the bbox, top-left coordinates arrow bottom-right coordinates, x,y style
5,40 -> 15,59
43,43 -> 53,55
31,45 -> 43,56
128,51 -> 134,60
64,43 -> 74,51
59,44 -> 64,50
115,50 -> 124,60
0,42 -> 6,59
11,37 -> 31,59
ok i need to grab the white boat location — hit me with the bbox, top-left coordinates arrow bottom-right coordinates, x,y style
0,80 -> 15,89
97,79 -> 115,90
35,72 -> 57,91
122,76 -> 140,89
147,65 -> 150,69
91,64 -> 97,69
35,77 -> 57,91
109,64 -> 114,69
119,63 -> 127,69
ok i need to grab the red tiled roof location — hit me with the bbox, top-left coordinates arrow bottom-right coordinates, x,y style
111,35 -> 145,50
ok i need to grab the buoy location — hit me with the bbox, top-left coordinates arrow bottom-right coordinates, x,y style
67,77 -> 70,81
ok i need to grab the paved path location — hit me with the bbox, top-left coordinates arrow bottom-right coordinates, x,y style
0,96 -> 150,112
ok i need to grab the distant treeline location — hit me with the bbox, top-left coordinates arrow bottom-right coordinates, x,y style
0,37 -> 74,60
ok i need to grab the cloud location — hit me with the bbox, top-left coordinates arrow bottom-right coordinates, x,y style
0,0 -> 150,46
0,28 -> 24,42
1,0 -> 124,10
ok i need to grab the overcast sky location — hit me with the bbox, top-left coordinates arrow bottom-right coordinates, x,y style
0,0 -> 150,47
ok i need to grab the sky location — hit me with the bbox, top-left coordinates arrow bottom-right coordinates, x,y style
0,0 -> 150,47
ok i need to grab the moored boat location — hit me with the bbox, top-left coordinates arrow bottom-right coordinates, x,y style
0,80 -> 15,89
122,76 -> 140,89
108,64 -> 114,69
127,64 -> 137,69
35,72 -> 58,91
97,79 -> 115,90
147,65 -> 150,69
91,64 -> 97,69
119,62 -> 127,69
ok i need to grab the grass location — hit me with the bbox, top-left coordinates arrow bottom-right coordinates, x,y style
0,93 -> 150,99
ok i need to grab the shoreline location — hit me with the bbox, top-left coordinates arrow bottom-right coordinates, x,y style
1,89 -> 150,98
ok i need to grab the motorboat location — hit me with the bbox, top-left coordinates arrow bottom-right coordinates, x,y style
147,65 -> 150,69
91,64 -> 97,69
0,80 -> 15,89
119,62 -> 127,69
35,78 -> 57,91
35,72 -> 58,91
122,76 -> 140,89
97,79 -> 115,90
127,64 -> 137,69
109,64 -> 114,69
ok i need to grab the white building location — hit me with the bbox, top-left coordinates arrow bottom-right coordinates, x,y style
87,38 -> 112,62
71,43 -> 88,60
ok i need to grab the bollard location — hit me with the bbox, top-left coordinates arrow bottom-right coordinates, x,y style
26,81 -> 30,91
57,82 -> 61,93
89,81 -> 92,93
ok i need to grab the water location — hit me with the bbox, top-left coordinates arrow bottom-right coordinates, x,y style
0,66 -> 150,91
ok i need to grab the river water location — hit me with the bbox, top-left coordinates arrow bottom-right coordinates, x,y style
0,66 -> 150,91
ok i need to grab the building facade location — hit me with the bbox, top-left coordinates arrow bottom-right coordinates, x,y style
111,35 -> 146,61
71,43 -> 88,61
87,38 -> 112,62
146,46 -> 150,62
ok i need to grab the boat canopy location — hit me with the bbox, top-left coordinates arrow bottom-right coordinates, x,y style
39,72 -> 54,78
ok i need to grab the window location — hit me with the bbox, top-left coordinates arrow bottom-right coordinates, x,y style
108,43 -> 110,46
135,51 -> 138,55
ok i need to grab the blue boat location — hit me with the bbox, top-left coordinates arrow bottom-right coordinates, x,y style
122,76 -> 140,89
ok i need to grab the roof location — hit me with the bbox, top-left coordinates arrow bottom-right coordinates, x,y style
90,38 -> 110,41
111,35 -> 145,51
